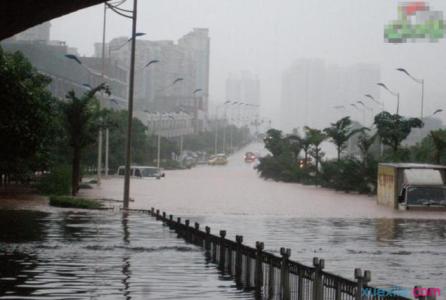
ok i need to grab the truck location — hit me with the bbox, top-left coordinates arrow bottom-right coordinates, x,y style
377,163 -> 446,210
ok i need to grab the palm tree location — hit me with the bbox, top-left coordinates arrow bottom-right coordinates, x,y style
60,83 -> 109,195
324,116 -> 367,161
304,126 -> 327,174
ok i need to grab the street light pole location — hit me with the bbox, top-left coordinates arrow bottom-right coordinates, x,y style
396,68 -> 424,118
123,0 -> 138,209
101,3 -> 107,180
421,79 -> 424,118
157,130 -> 161,169
377,83 -> 400,115
222,100 -> 231,153
214,118 -> 218,155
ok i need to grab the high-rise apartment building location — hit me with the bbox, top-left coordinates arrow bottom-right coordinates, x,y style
105,28 -> 210,132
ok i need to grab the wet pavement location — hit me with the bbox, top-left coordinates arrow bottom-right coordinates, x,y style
1,144 -> 446,299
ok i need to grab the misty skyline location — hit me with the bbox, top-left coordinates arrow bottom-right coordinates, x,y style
49,0 -> 446,130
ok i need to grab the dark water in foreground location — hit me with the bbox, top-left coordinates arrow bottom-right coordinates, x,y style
0,210 -> 251,300
1,209 -> 446,299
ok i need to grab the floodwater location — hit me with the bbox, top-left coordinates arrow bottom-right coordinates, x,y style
1,144 -> 446,299
0,210 -> 250,299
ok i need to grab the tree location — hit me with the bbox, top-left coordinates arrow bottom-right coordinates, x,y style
0,48 -> 56,183
299,132 -> 312,168
357,132 -> 377,167
374,111 -> 423,156
430,129 -> 446,164
324,116 -> 367,161
284,133 -> 302,162
59,84 -> 109,195
304,126 -> 327,174
264,129 -> 286,157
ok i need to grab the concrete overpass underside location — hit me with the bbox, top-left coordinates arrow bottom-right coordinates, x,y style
1,0 -> 106,41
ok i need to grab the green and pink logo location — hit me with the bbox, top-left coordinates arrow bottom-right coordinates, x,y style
385,1 -> 445,43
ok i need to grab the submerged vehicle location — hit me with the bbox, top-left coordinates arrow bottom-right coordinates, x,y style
208,154 -> 228,166
377,163 -> 446,210
116,166 -> 165,179
244,152 -> 256,163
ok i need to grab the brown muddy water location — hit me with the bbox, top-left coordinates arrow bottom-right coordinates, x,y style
1,145 -> 445,299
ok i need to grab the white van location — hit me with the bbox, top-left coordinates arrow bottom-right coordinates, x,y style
116,166 -> 165,179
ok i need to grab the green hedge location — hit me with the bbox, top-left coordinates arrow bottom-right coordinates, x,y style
35,165 -> 71,195
49,195 -> 103,209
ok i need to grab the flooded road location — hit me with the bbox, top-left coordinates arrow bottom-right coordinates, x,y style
1,144 -> 446,299
0,210 -> 252,299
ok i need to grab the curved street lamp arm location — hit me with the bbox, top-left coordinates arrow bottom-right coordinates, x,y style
396,68 -> 423,84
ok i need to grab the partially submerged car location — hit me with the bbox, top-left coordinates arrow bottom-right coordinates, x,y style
208,154 -> 228,166
244,152 -> 256,163
116,166 -> 165,179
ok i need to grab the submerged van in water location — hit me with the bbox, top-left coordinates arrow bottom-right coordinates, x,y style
377,163 -> 446,210
116,166 -> 165,179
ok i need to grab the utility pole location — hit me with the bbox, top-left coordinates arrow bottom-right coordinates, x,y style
101,3 -> 108,178
123,0 -> 138,209
157,133 -> 161,169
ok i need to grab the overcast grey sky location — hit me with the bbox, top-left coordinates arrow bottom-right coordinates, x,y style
50,0 -> 446,127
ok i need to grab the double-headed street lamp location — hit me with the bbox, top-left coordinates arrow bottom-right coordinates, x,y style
377,82 -> 400,115
397,68 -> 424,119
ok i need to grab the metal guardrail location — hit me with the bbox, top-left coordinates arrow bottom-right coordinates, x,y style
135,208 -> 433,300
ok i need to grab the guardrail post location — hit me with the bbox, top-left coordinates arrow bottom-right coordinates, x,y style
219,230 -> 226,271
212,233 -> 217,263
312,257 -> 325,300
235,235 -> 243,286
205,226 -> 211,255
168,214 -> 173,228
156,209 -> 160,220
194,222 -> 200,246
354,269 -> 371,300
280,248 -> 291,300
184,220 -> 190,242
254,241 -> 264,293
176,217 -> 182,238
